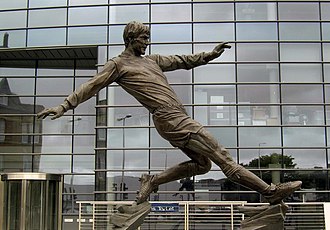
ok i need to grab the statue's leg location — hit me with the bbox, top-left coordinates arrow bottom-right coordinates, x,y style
185,128 -> 301,204
135,149 -> 211,204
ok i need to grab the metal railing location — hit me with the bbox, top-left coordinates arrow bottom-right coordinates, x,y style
77,201 -> 325,230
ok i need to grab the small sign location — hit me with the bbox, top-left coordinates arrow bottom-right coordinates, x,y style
151,203 -> 179,212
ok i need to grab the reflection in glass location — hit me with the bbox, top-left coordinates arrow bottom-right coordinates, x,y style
283,106 -> 324,125
194,85 -> 236,105
239,127 -> 281,147
0,30 -> 26,48
194,44 -> 235,62
281,85 -> 323,103
237,43 -> 278,62
193,3 -> 234,21
28,28 -> 66,47
150,149 -> 190,170
109,25 -> 125,44
0,11 -> 27,29
194,64 -> 235,83
281,64 -> 322,82
237,64 -> 278,82
238,85 -> 279,103
207,127 -> 237,147
325,85 -> 330,103
151,4 -> 191,22
324,44 -> 330,62
150,44 -> 191,56
69,7 -> 107,25
283,127 -> 325,147
280,23 -> 320,41
193,23 -> 234,42
29,0 -> 66,7
194,105 -> 236,126
236,23 -> 277,41
73,155 -> 94,173
278,3 -> 319,21
151,24 -> 191,43
68,26 -> 107,45
236,3 -> 277,21
285,149 -> 326,169
238,106 -> 280,126
36,78 -> 73,95
39,155 -> 71,173
0,0 -> 27,9
150,128 -> 172,148
280,44 -> 321,62
73,136 -> 95,154
29,8 -> 67,27
321,3 -> 330,20
109,5 -> 149,24
69,0 -> 107,5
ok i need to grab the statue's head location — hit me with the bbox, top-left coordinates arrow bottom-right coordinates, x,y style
123,21 -> 150,48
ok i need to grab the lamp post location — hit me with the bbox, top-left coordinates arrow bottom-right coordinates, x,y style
258,142 -> 266,179
117,114 -> 132,200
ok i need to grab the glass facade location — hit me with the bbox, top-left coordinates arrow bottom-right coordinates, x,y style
0,0 -> 329,221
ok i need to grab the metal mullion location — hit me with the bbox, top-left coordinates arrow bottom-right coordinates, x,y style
32,59 -> 38,172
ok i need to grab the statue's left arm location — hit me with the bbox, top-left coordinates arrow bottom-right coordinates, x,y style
149,42 -> 231,72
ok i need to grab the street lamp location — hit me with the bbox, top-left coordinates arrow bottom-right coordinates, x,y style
117,114 -> 132,200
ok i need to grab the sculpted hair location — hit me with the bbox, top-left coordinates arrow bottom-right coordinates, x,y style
123,21 -> 149,47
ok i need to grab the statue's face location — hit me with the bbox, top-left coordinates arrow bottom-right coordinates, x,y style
131,32 -> 149,56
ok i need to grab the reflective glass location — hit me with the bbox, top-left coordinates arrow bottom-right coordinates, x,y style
0,0 -> 26,9
193,23 -> 234,42
236,3 -> 277,21
73,136 -> 95,154
281,64 -> 322,82
109,25 -> 125,44
194,64 -> 235,83
107,128 -> 149,148
285,149 -> 326,170
281,85 -> 323,104
193,3 -> 234,21
238,106 -> 280,126
108,87 -> 140,106
109,5 -> 149,23
237,43 -> 278,62
150,149 -> 190,170
0,30 -> 26,48
236,23 -> 277,41
69,7 -> 107,25
74,116 -> 96,134
280,44 -> 321,62
151,24 -> 191,42
150,44 -> 191,56
283,127 -> 325,147
39,155 -> 71,173
109,107 -> 149,127
278,3 -> 319,21
194,85 -> 236,104
0,77 -> 34,96
321,3 -> 330,20
68,26 -> 107,45
238,127 -> 281,147
109,45 -> 125,57
324,44 -> 330,62
36,78 -> 73,95
0,155 -> 32,171
239,149 -> 281,168
237,64 -> 278,83
0,67 -> 34,77
69,0 -> 107,5
171,85 -> 192,105
194,44 -> 235,62
107,150 -> 148,170
326,85 -> 330,103
323,23 -> 330,41
28,28 -> 66,47
282,106 -> 324,126
165,69 -> 192,84
40,135 -> 72,153
29,0 -> 66,7
73,155 -> 94,173
325,64 -> 330,82
207,127 -> 237,147
279,23 -> 320,41
194,105 -> 236,126
0,11 -> 27,29
29,8 -> 66,27
238,85 -> 279,103
151,4 -> 191,22
112,0 -> 148,2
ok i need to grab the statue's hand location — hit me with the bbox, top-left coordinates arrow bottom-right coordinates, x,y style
212,42 -> 231,56
37,105 -> 65,120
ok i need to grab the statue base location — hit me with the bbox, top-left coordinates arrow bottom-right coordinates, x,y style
238,202 -> 288,230
110,202 -> 151,230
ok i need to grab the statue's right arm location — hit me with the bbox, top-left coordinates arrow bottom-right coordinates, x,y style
37,60 -> 119,120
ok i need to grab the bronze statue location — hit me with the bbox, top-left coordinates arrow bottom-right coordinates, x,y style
38,21 -> 301,212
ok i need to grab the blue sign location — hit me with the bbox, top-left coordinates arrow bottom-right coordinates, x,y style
151,203 -> 179,212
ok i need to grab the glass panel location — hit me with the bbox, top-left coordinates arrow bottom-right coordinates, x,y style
194,85 -> 236,104
281,64 -> 322,82
278,3 -> 319,21
165,69 -> 192,84
279,23 -> 320,41
29,8 -> 67,27
323,23 -> 330,41
207,127 -> 237,147
73,155 -> 94,173
0,11 -> 27,29
283,106 -> 324,125
109,5 -> 149,23
68,26 -> 107,45
40,135 -> 72,153
73,136 -> 94,154
238,106 -> 280,126
28,28 -> 66,47
280,44 -> 321,62
29,0 -> 66,7
239,149 -> 282,168
39,155 -> 71,173
36,78 -> 73,95
151,4 -> 191,22
194,105 -> 236,126
107,128 -> 149,148
0,0 -> 26,9
151,24 -> 191,43
0,155 -> 32,171
108,87 -> 140,106
109,25 -> 125,44
73,116 -> 96,134
69,0 -> 107,5
237,43 -> 278,62
193,3 -> 234,21
194,64 -> 235,83
69,6 -> 107,25
171,85 -> 192,105
281,85 -> 323,103
324,44 -> 330,62
238,127 -> 281,147
321,3 -> 330,20
150,44 -> 191,56
109,107 -> 149,127
0,77 -> 35,96
0,30 -> 26,48
113,0 -> 148,2
193,23 -> 234,42
327,107 -> 330,125
236,23 -> 277,41
283,127 -> 325,147
150,128 -> 172,148
238,85 -> 279,103
284,149 -> 326,169
237,64 -> 278,82
150,149 -> 190,170
326,85 -> 330,103
1,67 -> 35,77
236,3 -> 277,21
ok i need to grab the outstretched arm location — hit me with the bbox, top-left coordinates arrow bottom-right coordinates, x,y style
37,60 -> 119,120
204,42 -> 231,62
